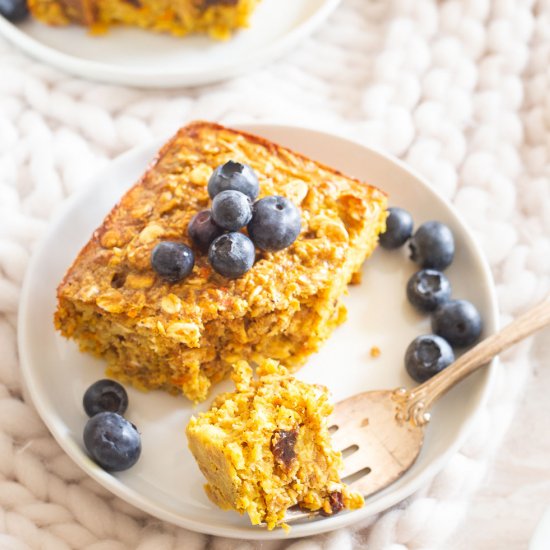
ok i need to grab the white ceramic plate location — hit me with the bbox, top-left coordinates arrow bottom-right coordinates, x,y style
0,0 -> 340,87
18,124 -> 498,540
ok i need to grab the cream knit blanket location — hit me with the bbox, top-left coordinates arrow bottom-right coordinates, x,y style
1,0 -> 549,548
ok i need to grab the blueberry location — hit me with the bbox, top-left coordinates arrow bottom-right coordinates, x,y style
406,269 -> 452,312
211,190 -> 252,231
379,207 -> 414,249
431,299 -> 482,347
409,221 -> 455,270
0,0 -> 29,22
405,335 -> 455,383
208,161 -> 259,201
83,379 -> 128,417
208,232 -> 255,278
83,412 -> 141,472
151,241 -> 194,282
188,210 -> 224,252
248,196 -> 301,251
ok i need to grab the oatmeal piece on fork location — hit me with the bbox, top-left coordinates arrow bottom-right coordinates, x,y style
186,360 -> 364,529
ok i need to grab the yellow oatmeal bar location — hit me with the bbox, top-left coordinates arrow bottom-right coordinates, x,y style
54,121 -> 387,402
186,359 -> 364,529
28,0 -> 259,39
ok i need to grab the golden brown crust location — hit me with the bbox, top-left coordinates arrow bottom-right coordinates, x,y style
55,126 -> 180,298
186,121 -> 387,191
57,120 -> 386,319
58,120 -> 384,293
55,121 -> 387,401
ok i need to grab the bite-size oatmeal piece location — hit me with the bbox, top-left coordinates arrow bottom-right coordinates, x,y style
186,360 -> 364,529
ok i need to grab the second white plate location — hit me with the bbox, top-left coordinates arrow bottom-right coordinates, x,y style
18,124 -> 498,539
0,0 -> 340,87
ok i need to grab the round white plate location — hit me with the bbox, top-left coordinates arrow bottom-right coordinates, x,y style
18,124 -> 498,540
0,0 -> 340,87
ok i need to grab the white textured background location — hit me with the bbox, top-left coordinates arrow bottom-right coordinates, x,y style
0,0 -> 549,548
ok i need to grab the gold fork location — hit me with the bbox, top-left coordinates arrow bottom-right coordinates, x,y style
288,296 -> 550,522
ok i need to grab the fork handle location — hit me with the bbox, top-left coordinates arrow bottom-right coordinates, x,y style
395,297 -> 550,426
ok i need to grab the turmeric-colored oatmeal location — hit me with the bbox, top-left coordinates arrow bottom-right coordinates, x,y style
186,360 -> 364,529
27,0 -> 259,39
54,121 -> 387,402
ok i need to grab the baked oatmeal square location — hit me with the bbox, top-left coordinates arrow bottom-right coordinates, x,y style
54,121 -> 387,402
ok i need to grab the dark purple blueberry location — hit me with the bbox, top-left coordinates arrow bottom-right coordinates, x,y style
0,0 -> 29,22
405,334 -> 455,383
151,241 -> 194,282
188,210 -> 224,252
431,299 -> 482,348
379,207 -> 414,249
248,196 -> 301,251
83,379 -> 128,417
409,221 -> 455,270
211,190 -> 252,231
406,269 -> 452,312
208,232 -> 255,279
207,161 -> 259,201
83,412 -> 141,472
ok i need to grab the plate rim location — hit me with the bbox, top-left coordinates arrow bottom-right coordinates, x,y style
0,0 -> 341,87
17,122 -> 499,540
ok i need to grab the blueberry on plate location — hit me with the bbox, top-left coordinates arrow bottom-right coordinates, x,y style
151,241 -> 194,283
248,196 -> 301,251
405,334 -> 455,383
188,210 -> 224,252
211,190 -> 252,231
379,207 -> 413,249
0,0 -> 29,23
406,269 -> 452,312
83,379 -> 128,417
83,412 -> 141,472
208,232 -> 255,278
409,221 -> 455,270
431,299 -> 482,347
207,161 -> 259,201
